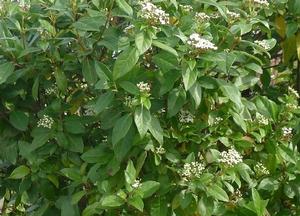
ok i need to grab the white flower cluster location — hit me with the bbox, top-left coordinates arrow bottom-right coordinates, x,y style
253,0 -> 269,6
37,115 -> 54,129
131,179 -> 141,189
254,162 -> 270,176
123,24 -> 134,34
256,113 -> 268,125
219,148 -> 243,167
195,12 -> 210,21
187,33 -> 217,51
254,40 -> 270,50
140,1 -> 170,25
288,87 -> 300,98
180,4 -> 193,12
227,11 -> 240,19
155,146 -> 166,154
179,110 -> 194,123
282,127 -> 292,137
137,81 -> 151,93
181,161 -> 205,181
212,117 -> 223,125
45,85 -> 58,96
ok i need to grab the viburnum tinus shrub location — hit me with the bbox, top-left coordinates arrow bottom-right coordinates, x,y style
0,0 -> 300,215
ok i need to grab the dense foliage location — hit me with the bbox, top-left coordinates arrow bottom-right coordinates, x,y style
1,0 -> 300,215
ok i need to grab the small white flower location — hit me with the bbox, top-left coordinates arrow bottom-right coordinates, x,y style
102,135 -> 108,143
256,113 -> 269,125
288,87 -> 300,98
37,115 -> 54,129
253,0 -> 269,7
195,12 -> 210,21
282,127 -> 292,137
254,40 -> 271,50
227,11 -> 240,19
179,110 -> 194,123
155,146 -> 166,154
181,161 -> 205,181
212,117 -> 223,125
140,2 -> 169,25
219,147 -> 243,167
137,82 -> 151,93
254,162 -> 270,176
187,33 -> 217,51
131,179 -> 141,189
158,108 -> 166,114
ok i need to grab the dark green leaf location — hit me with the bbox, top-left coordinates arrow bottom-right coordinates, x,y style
112,114 -> 133,146
9,111 -> 29,131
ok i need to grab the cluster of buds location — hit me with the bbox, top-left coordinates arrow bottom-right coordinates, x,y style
181,161 -> 205,181
256,113 -> 269,125
282,127 -> 292,138
212,117 -> 223,126
140,1 -> 169,25
219,147 -> 243,167
37,115 -> 54,129
254,40 -> 270,50
187,33 -> 217,51
231,189 -> 243,204
286,103 -> 300,111
179,4 -> 193,12
179,110 -> 195,124
254,162 -> 270,176
288,87 -> 300,98
195,12 -> 210,22
124,96 -> 135,108
253,0 -> 269,7
155,146 -> 166,154
137,82 -> 151,93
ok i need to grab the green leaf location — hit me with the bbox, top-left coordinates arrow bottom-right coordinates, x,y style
81,145 -> 112,164
207,185 -> 229,202
232,111 -> 247,132
182,60 -> 197,91
82,59 -> 98,85
189,83 -> 202,108
9,111 -> 29,131
64,117 -> 85,134
148,116 -> 163,145
152,40 -> 178,57
198,196 -> 213,216
125,160 -> 136,185
150,196 -> 168,216
134,106 -> 151,137
167,88 -> 186,117
54,68 -> 67,92
137,181 -> 160,198
9,165 -> 30,179
61,168 -> 81,182
220,84 -> 243,110
128,195 -> 144,212
119,81 -> 140,95
116,0 -> 133,16
0,62 -> 14,85
66,134 -> 84,153
71,191 -> 86,205
101,195 -> 125,208
112,114 -> 133,146
252,188 -> 268,216
73,16 -> 106,32
113,47 -> 139,80
32,77 -> 39,101
94,91 -> 114,114
135,31 -> 152,54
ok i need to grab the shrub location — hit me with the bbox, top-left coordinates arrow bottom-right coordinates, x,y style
0,0 -> 300,215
